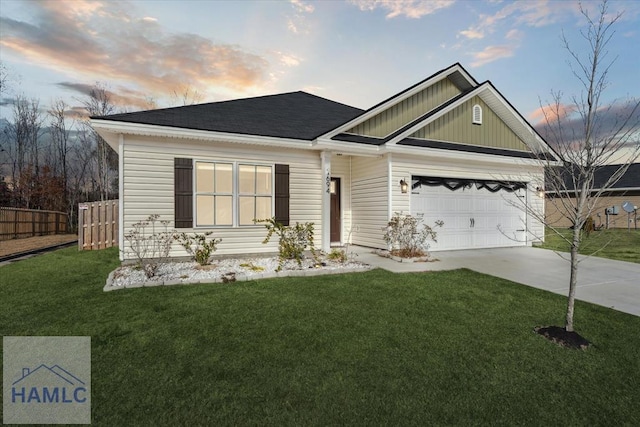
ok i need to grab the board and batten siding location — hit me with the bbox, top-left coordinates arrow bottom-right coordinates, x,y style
410,96 -> 530,152
330,154 -> 352,243
121,135 -> 322,259
350,156 -> 388,249
391,153 -> 545,245
347,78 -> 461,138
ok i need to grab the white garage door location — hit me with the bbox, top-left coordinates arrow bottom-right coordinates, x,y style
410,179 -> 527,251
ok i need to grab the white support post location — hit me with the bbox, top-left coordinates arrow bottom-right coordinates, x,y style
387,153 -> 393,220
118,134 -> 124,261
321,151 -> 331,252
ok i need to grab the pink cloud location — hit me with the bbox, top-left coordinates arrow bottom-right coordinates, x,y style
459,28 -> 484,39
470,45 -> 516,67
0,0 -> 269,104
529,103 -> 577,125
349,0 -> 455,19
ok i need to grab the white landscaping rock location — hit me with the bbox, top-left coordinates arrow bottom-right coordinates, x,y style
104,256 -> 371,291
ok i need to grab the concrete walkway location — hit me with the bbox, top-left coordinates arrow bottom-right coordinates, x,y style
351,246 -> 640,317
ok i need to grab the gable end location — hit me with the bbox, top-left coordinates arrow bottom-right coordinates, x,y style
410,96 -> 530,152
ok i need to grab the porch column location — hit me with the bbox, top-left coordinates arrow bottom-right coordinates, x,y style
118,133 -> 125,261
321,151 -> 331,252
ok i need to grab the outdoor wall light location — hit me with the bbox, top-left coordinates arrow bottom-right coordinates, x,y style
536,187 -> 545,198
400,179 -> 409,194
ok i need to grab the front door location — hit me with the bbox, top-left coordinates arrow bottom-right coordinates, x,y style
330,178 -> 341,243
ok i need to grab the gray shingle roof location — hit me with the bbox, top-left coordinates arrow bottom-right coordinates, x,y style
595,163 -> 640,189
549,163 -> 640,191
92,91 -> 364,141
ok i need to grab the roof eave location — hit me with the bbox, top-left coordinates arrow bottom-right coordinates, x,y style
90,119 -> 315,150
386,144 -> 547,167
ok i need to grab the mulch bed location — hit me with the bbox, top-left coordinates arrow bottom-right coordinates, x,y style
535,326 -> 591,350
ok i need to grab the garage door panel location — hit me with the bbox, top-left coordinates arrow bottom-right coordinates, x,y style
410,180 -> 526,251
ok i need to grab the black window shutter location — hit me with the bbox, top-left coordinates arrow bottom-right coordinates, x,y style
274,164 -> 290,226
174,158 -> 193,228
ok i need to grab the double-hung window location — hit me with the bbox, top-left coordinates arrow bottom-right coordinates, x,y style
239,165 -> 272,225
194,162 -> 272,227
195,162 -> 233,226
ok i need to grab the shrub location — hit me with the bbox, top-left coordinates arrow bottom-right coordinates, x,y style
383,212 -> 443,258
123,214 -> 174,278
327,248 -> 348,263
174,232 -> 222,266
256,218 -> 317,271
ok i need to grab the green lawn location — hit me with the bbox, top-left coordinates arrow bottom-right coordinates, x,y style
538,228 -> 640,263
1,247 -> 639,425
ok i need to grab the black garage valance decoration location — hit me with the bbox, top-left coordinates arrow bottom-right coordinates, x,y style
411,176 -> 527,193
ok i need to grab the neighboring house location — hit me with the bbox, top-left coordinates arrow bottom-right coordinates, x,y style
545,163 -> 640,229
91,63 -> 555,261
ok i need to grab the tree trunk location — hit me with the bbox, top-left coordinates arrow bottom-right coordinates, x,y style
566,226 -> 581,332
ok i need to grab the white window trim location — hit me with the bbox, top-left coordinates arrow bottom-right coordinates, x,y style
194,161 -> 234,227
193,160 -> 275,228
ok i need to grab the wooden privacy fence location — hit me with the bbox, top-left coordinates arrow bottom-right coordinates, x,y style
78,200 -> 119,250
0,207 -> 68,241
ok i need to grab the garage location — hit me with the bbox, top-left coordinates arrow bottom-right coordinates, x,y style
410,176 -> 528,251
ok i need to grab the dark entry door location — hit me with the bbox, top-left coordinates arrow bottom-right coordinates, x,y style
330,178 -> 341,243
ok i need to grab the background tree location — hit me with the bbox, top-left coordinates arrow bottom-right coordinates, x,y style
80,83 -> 118,201
47,99 -> 75,225
3,95 -> 44,208
530,0 -> 639,334
170,84 -> 203,106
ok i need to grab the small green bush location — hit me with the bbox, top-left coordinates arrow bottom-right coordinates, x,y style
256,218 -> 317,271
327,248 -> 348,263
239,262 -> 265,272
174,232 -> 222,266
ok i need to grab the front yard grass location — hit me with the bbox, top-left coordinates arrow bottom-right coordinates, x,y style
539,228 -> 640,263
1,247 -> 639,425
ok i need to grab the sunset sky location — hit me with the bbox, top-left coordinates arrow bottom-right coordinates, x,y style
1,0 -> 638,126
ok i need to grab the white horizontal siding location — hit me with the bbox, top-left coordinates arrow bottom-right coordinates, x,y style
121,135 -> 322,259
527,185 -> 545,243
351,156 -> 388,249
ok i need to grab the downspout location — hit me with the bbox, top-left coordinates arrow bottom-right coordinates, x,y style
118,133 -> 124,261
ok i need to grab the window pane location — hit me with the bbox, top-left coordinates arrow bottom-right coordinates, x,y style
239,165 -> 255,194
196,162 -> 214,193
215,196 -> 233,226
216,163 -> 233,193
255,197 -> 272,222
256,166 -> 272,195
196,195 -> 214,226
239,196 -> 255,225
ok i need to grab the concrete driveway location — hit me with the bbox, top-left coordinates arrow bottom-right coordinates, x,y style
353,246 -> 640,317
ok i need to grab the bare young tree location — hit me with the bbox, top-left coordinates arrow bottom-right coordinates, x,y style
531,0 -> 640,333
80,83 -> 118,201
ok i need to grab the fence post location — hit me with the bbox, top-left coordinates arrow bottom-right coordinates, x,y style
78,204 -> 85,250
